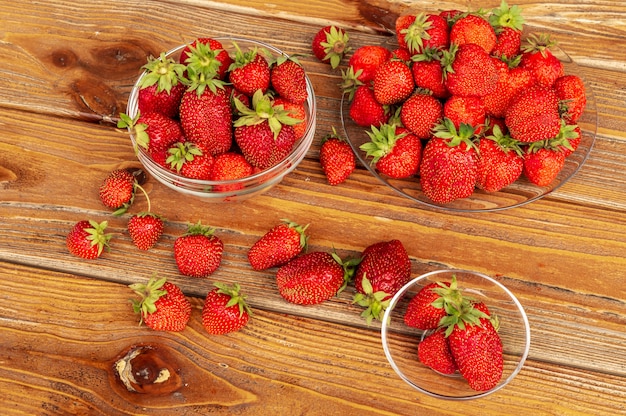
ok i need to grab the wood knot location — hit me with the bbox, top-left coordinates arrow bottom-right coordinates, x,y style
113,344 -> 182,395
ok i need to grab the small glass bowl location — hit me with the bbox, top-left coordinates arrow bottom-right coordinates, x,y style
381,269 -> 531,400
125,37 -> 316,202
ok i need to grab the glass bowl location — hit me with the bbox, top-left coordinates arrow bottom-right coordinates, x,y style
381,269 -> 531,400
340,41 -> 596,212
125,37 -> 316,202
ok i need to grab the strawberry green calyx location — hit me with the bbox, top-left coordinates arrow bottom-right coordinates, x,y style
400,13 -> 434,54
280,218 -> 310,250
129,275 -> 168,325
117,111 -> 151,153
340,66 -> 364,101
332,251 -> 361,294
361,124 -> 409,164
522,33 -> 557,58
139,52 -> 187,93
321,26 -> 350,69
229,42 -> 271,70
214,282 -> 252,318
166,142 -> 204,172
433,118 -> 479,151
183,220 -> 216,238
86,220 -> 112,256
489,0 -> 524,31
233,90 -> 302,139
485,124 -> 524,157
353,274 -> 391,325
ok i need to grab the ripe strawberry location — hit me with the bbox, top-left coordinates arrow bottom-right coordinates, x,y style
180,37 -> 233,80
411,47 -> 448,99
166,141 -> 215,180
66,220 -> 111,260
404,281 -> 451,330
118,111 -> 184,157
361,124 -> 422,179
419,119 -> 479,204
202,282 -> 251,335
392,47 -> 412,62
137,53 -> 186,118
443,95 -> 486,133
553,74 -> 587,124
270,56 -> 308,104
476,125 -> 524,192
129,276 -> 191,332
395,13 -> 449,54
320,128 -> 356,185
449,13 -> 497,54
174,221 -> 223,278
443,43 -> 499,97
228,44 -> 271,96
372,60 -> 414,105
276,251 -> 359,305
523,144 -> 566,187
519,33 -> 564,88
248,219 -> 309,271
128,212 -> 164,251
99,168 -> 142,215
353,240 -> 411,324
505,84 -> 561,143
489,1 -> 525,58
483,58 -> 535,119
209,152 -> 254,192
345,45 -> 392,85
399,92 -> 444,139
348,85 -> 391,127
418,329 -> 458,375
311,25 -> 350,69
273,97 -> 307,138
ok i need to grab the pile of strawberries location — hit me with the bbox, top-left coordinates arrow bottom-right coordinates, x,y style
404,277 -> 503,392
119,37 -> 309,187
320,1 -> 587,204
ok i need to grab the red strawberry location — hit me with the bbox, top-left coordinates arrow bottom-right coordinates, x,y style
320,128 -> 356,185
118,111 -> 184,157
180,37 -> 233,80
553,74 -> 587,124
361,124 -> 422,179
404,281 -> 451,330
129,276 -> 191,332
311,25 -> 350,69
418,329 -> 458,375
348,85 -> 391,127
411,47 -> 448,99
505,84 -> 561,143
523,144 -> 566,186
483,58 -> 535,119
353,240 -> 411,324
519,34 -> 564,88
99,168 -> 142,215
491,27 -> 522,59
137,53 -> 186,118
449,13 -> 497,54
128,212 -> 164,251
174,221 -> 223,278
395,13 -> 449,54
228,44 -> 271,96
476,125 -> 524,192
270,56 -> 308,104
248,219 -> 309,271
419,119 -> 479,204
166,141 -> 215,180
66,220 -> 111,260
209,152 -> 254,192
273,97 -> 307,138
345,45 -> 392,85
372,60 -> 414,105
443,43 -> 500,98
489,1 -> 525,58
400,92 -> 444,139
276,251 -> 359,305
443,95 -> 486,133
202,282 -> 251,335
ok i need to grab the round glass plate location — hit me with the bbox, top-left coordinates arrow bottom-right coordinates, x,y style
340,42 -> 597,213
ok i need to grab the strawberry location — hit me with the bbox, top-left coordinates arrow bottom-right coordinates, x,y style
179,37 -> 233,80
404,281 -> 451,330
348,85 -> 390,127
128,212 -> 164,251
443,43 -> 500,98
476,125 -> 524,192
248,219 -> 309,271
66,220 -> 111,260
99,168 -> 143,216
129,276 -> 191,332
553,74 -> 587,124
320,128 -> 356,185
519,33 -> 564,88
550,121 -> 582,157
137,52 -> 187,118
202,282 -> 251,335
483,58 -> 535,119
443,95 -> 486,134
166,141 -> 215,180
311,25 -> 350,69
209,152 -> 254,192
523,143 -> 566,186
174,221 -> 223,278
399,92 -> 444,139
276,251 -> 359,305
361,124 -> 422,179
273,97 -> 307,139
505,84 -> 561,143
372,59 -> 414,105
270,56 -> 308,104
419,119 -> 479,204
411,47 -> 448,99
418,329 -> 458,375
353,240 -> 411,324
392,47 -> 412,62
489,1 -> 525,58
395,13 -> 449,54
344,45 -> 392,86
449,13 -> 497,54
228,43 -> 271,96
118,111 -> 184,157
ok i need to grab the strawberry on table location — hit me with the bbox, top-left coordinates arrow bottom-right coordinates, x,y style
98,168 -> 141,216
311,25 -> 350,69
320,127 -> 356,186
418,329 -> 458,375
137,52 -> 187,118
128,212 -> 164,251
361,124 -> 422,179
202,282 -> 251,335
129,276 -> 191,332
270,56 -> 308,104
344,45 -> 392,86
174,221 -> 223,278
248,219 -> 309,271
66,220 -> 111,260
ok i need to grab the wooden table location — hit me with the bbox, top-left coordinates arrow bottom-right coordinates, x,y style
1,0 -> 625,414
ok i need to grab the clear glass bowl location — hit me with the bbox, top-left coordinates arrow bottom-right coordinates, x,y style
125,37 -> 316,202
340,40 -> 596,212
381,269 -> 531,400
